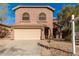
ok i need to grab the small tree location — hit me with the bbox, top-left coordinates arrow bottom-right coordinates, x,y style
0,3 -> 8,24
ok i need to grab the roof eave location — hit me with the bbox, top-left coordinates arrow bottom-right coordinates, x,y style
12,5 -> 55,11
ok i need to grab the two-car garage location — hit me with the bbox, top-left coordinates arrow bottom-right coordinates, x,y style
11,24 -> 44,40
13,29 -> 41,40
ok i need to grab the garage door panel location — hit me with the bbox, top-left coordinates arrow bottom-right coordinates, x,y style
14,29 -> 41,40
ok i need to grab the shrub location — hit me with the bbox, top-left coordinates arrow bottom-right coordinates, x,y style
0,27 -> 10,38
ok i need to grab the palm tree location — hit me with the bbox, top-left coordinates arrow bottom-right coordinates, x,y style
58,4 -> 74,40
59,5 -> 74,29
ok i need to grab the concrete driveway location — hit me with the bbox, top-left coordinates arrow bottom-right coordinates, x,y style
0,40 -> 42,56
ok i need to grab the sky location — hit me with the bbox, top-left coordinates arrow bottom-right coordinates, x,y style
0,3 -> 78,25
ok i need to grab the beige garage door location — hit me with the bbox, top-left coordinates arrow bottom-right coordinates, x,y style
14,29 -> 41,40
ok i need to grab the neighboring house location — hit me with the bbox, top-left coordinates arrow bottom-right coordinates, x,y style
53,17 -> 59,29
0,23 -> 10,28
0,24 -> 11,39
11,5 -> 55,40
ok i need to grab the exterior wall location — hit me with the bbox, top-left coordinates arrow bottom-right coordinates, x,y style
15,8 -> 53,25
15,7 -> 53,39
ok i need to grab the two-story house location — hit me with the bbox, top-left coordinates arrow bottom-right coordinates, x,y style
11,5 -> 55,40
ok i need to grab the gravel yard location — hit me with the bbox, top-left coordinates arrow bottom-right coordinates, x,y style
0,40 -> 79,56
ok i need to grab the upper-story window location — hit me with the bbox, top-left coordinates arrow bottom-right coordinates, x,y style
22,13 -> 29,20
39,13 -> 46,20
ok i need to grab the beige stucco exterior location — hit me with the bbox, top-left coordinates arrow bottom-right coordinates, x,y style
12,6 -> 54,40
